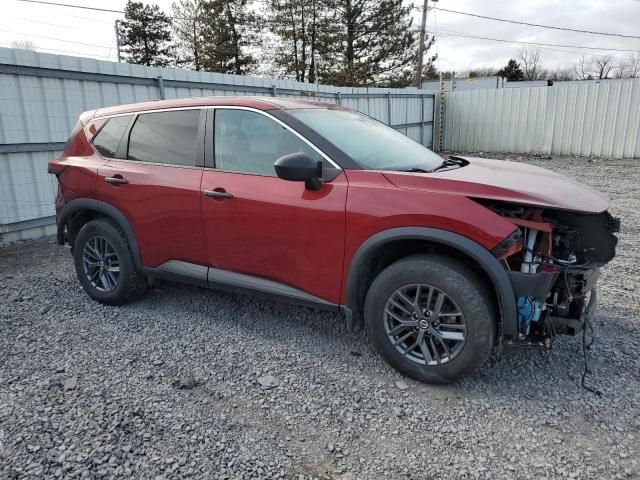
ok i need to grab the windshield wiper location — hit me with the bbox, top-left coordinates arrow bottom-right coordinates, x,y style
398,167 -> 431,173
429,156 -> 469,172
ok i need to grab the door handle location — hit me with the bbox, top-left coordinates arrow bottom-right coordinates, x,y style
104,176 -> 129,185
203,189 -> 233,199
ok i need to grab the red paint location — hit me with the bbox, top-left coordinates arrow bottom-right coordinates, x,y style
49,99 -> 612,307
94,161 -> 208,267
383,156 -> 610,213
200,170 -> 348,303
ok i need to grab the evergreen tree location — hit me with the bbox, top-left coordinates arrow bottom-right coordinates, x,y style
267,0 -> 332,82
119,1 -> 174,67
172,0 -> 207,71
199,0 -> 257,74
382,44 -> 437,87
497,59 -> 524,81
383,36 -> 437,87
320,0 -> 418,86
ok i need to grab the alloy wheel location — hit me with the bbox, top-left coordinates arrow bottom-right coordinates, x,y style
383,283 -> 467,365
82,236 -> 120,292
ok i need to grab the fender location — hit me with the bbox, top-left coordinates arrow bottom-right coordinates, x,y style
56,198 -> 142,269
345,227 -> 518,340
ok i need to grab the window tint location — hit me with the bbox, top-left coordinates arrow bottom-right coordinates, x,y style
93,115 -> 131,158
128,110 -> 200,166
214,109 -> 323,176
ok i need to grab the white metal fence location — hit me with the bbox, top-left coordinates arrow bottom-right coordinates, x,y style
0,48 -> 434,243
443,78 -> 640,159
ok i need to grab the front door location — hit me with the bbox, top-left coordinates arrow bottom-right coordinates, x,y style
200,108 -> 348,305
94,109 -> 207,268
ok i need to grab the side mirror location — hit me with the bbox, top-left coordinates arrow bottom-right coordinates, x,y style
274,152 -> 323,190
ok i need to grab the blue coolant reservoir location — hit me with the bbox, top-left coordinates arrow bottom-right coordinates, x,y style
517,296 -> 544,336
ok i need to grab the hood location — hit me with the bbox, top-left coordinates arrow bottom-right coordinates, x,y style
383,156 -> 610,213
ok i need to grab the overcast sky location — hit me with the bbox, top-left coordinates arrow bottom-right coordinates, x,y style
1,0 -> 639,75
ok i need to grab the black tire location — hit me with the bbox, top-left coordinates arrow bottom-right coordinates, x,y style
73,218 -> 147,305
364,254 -> 495,384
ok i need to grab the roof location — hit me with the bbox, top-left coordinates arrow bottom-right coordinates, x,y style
92,96 -> 341,119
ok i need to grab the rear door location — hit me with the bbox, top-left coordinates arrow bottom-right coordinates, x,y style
200,108 -> 348,305
93,108 -> 208,268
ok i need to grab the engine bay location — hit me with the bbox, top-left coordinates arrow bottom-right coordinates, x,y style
477,199 -> 620,346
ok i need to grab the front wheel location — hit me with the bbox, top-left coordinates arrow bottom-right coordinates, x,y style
365,254 -> 495,384
73,218 -> 147,305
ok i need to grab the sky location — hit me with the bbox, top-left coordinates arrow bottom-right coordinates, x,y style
1,0 -> 639,75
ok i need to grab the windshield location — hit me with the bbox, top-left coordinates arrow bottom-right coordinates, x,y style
289,108 -> 443,171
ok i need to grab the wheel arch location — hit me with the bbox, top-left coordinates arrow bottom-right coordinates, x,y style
345,227 -> 518,340
57,198 -> 142,269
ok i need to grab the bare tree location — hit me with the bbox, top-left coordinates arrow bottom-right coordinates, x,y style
615,53 -> 640,79
544,67 -> 574,81
628,53 -> 640,78
593,55 -> 614,79
518,48 -> 543,80
573,55 -> 594,80
10,39 -> 37,51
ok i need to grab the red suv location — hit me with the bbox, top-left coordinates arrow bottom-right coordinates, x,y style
48,97 -> 619,384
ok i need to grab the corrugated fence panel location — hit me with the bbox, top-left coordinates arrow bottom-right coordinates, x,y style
0,150 -> 59,223
444,78 -> 640,159
0,48 -> 434,243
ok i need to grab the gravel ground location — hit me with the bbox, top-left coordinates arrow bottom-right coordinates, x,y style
1,154 -> 639,480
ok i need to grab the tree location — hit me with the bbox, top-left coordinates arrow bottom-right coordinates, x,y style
199,0 -> 258,74
574,55 -> 593,80
616,53 -> 640,79
267,0 -> 333,82
119,1 -> 174,66
593,55 -> 614,79
518,48 -> 543,80
381,50 -> 437,87
319,0 -> 419,86
497,59 -> 524,81
172,0 -> 207,70
544,67 -> 574,82
10,40 -> 37,51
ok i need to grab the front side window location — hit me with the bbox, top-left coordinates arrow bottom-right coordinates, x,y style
128,109 -> 200,166
214,109 -> 323,176
93,115 -> 131,158
289,109 -> 444,172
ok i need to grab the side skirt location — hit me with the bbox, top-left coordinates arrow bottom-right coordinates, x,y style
143,260 -> 340,312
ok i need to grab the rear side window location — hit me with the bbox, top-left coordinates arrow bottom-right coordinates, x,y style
127,110 -> 200,166
92,115 -> 131,158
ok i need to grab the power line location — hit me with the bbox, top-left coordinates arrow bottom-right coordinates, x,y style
432,6 -> 640,41
0,28 -> 112,50
0,41 -> 110,59
436,29 -> 640,54
14,0 -> 639,58
17,0 -> 122,14
16,1 -> 416,33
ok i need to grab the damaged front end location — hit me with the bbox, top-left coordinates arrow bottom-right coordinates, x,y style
482,200 -> 620,348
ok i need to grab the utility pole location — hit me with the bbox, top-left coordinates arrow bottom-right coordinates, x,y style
114,20 -> 122,63
413,0 -> 429,87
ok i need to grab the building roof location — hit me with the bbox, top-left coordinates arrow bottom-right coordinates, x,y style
92,96 -> 340,119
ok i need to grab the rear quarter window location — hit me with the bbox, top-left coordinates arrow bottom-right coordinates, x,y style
92,115 -> 132,158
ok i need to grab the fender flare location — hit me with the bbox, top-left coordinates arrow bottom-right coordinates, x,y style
345,227 -> 518,340
57,198 -> 142,269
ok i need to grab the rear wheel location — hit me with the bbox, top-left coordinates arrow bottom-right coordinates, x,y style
365,254 -> 495,384
73,218 -> 147,305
